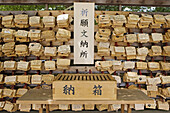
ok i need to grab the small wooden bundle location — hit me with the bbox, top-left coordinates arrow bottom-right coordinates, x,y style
126,14 -> 140,28
123,72 -> 138,82
162,46 -> 170,56
57,58 -> 70,70
32,104 -> 45,110
29,43 -> 44,56
123,61 -> 135,70
72,104 -> 83,111
0,74 -> 3,84
3,88 -> 16,97
3,101 -> 18,112
0,45 -> 2,57
134,104 -> 144,111
164,29 -> 170,42
112,60 -> 123,71
15,30 -> 29,42
97,42 -> 110,56
42,30 -> 55,42
160,62 -> 170,71
136,47 -> 149,60
59,104 -> 70,110
0,101 -> 5,110
124,34 -> 137,43
57,14 -> 72,28
160,87 -> 170,97
112,75 -> 121,84
44,61 -> 56,70
0,89 -> 2,99
1,28 -> 15,42
110,46 -> 126,57
16,88 -> 28,97
137,33 -> 150,43
125,46 -> 136,60
149,46 -> 162,56
19,104 -> 31,112
137,75 -> 146,84
57,45 -> 70,57
136,62 -> 148,70
95,61 -> 101,71
112,15 -> 126,27
4,61 -> 16,70
148,62 -> 160,71
29,16 -> 43,27
100,61 -> 112,71
15,45 -> 29,56
96,104 -> 108,111
150,33 -> 163,43
147,85 -> 158,92
108,104 -> 121,111
4,75 -> 17,85
30,60 -> 42,70
151,15 -> 165,28
42,16 -> 55,27
14,14 -> 29,28
84,104 -> 94,110
95,28 -> 111,42
164,15 -> 170,28
56,29 -> 71,42
2,15 -> 15,28
42,74 -> 54,84
0,62 -> 3,72
17,75 -> 30,84
28,29 -> 41,41
31,75 -> 42,84
49,104 -> 59,111
98,15 -> 111,28
145,99 -> 156,109
138,14 -> 153,28
112,27 -> 126,42
161,76 -> 170,84
154,15 -> 166,24
2,42 -> 15,57
157,101 -> 169,111
44,47 -> 57,57
146,77 -> 161,85
17,61 -> 30,71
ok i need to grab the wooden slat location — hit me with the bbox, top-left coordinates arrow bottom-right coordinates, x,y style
97,75 -> 101,81
67,75 -> 72,80
0,10 -> 170,17
0,0 -> 170,6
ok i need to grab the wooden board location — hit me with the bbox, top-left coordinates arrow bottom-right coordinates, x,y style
17,89 -> 153,104
53,81 -> 117,100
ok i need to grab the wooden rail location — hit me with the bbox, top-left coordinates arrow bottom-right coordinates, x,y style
0,0 -> 170,6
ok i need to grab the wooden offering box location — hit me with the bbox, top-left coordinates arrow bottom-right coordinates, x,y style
53,74 -> 117,100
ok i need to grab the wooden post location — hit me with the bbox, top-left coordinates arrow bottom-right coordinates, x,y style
121,104 -> 124,113
46,104 -> 49,113
119,5 -> 122,11
39,104 -> 43,113
45,4 -> 49,10
127,104 -> 132,113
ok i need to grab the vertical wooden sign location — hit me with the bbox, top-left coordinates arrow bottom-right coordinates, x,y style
74,2 -> 94,64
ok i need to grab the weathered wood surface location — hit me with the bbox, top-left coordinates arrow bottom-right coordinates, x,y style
17,89 -> 153,104
0,0 -> 170,6
0,10 -> 170,16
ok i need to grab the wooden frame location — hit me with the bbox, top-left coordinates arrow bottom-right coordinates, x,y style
17,89 -> 154,113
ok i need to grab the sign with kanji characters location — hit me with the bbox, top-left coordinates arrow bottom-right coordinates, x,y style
53,81 -> 117,100
74,2 -> 94,64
